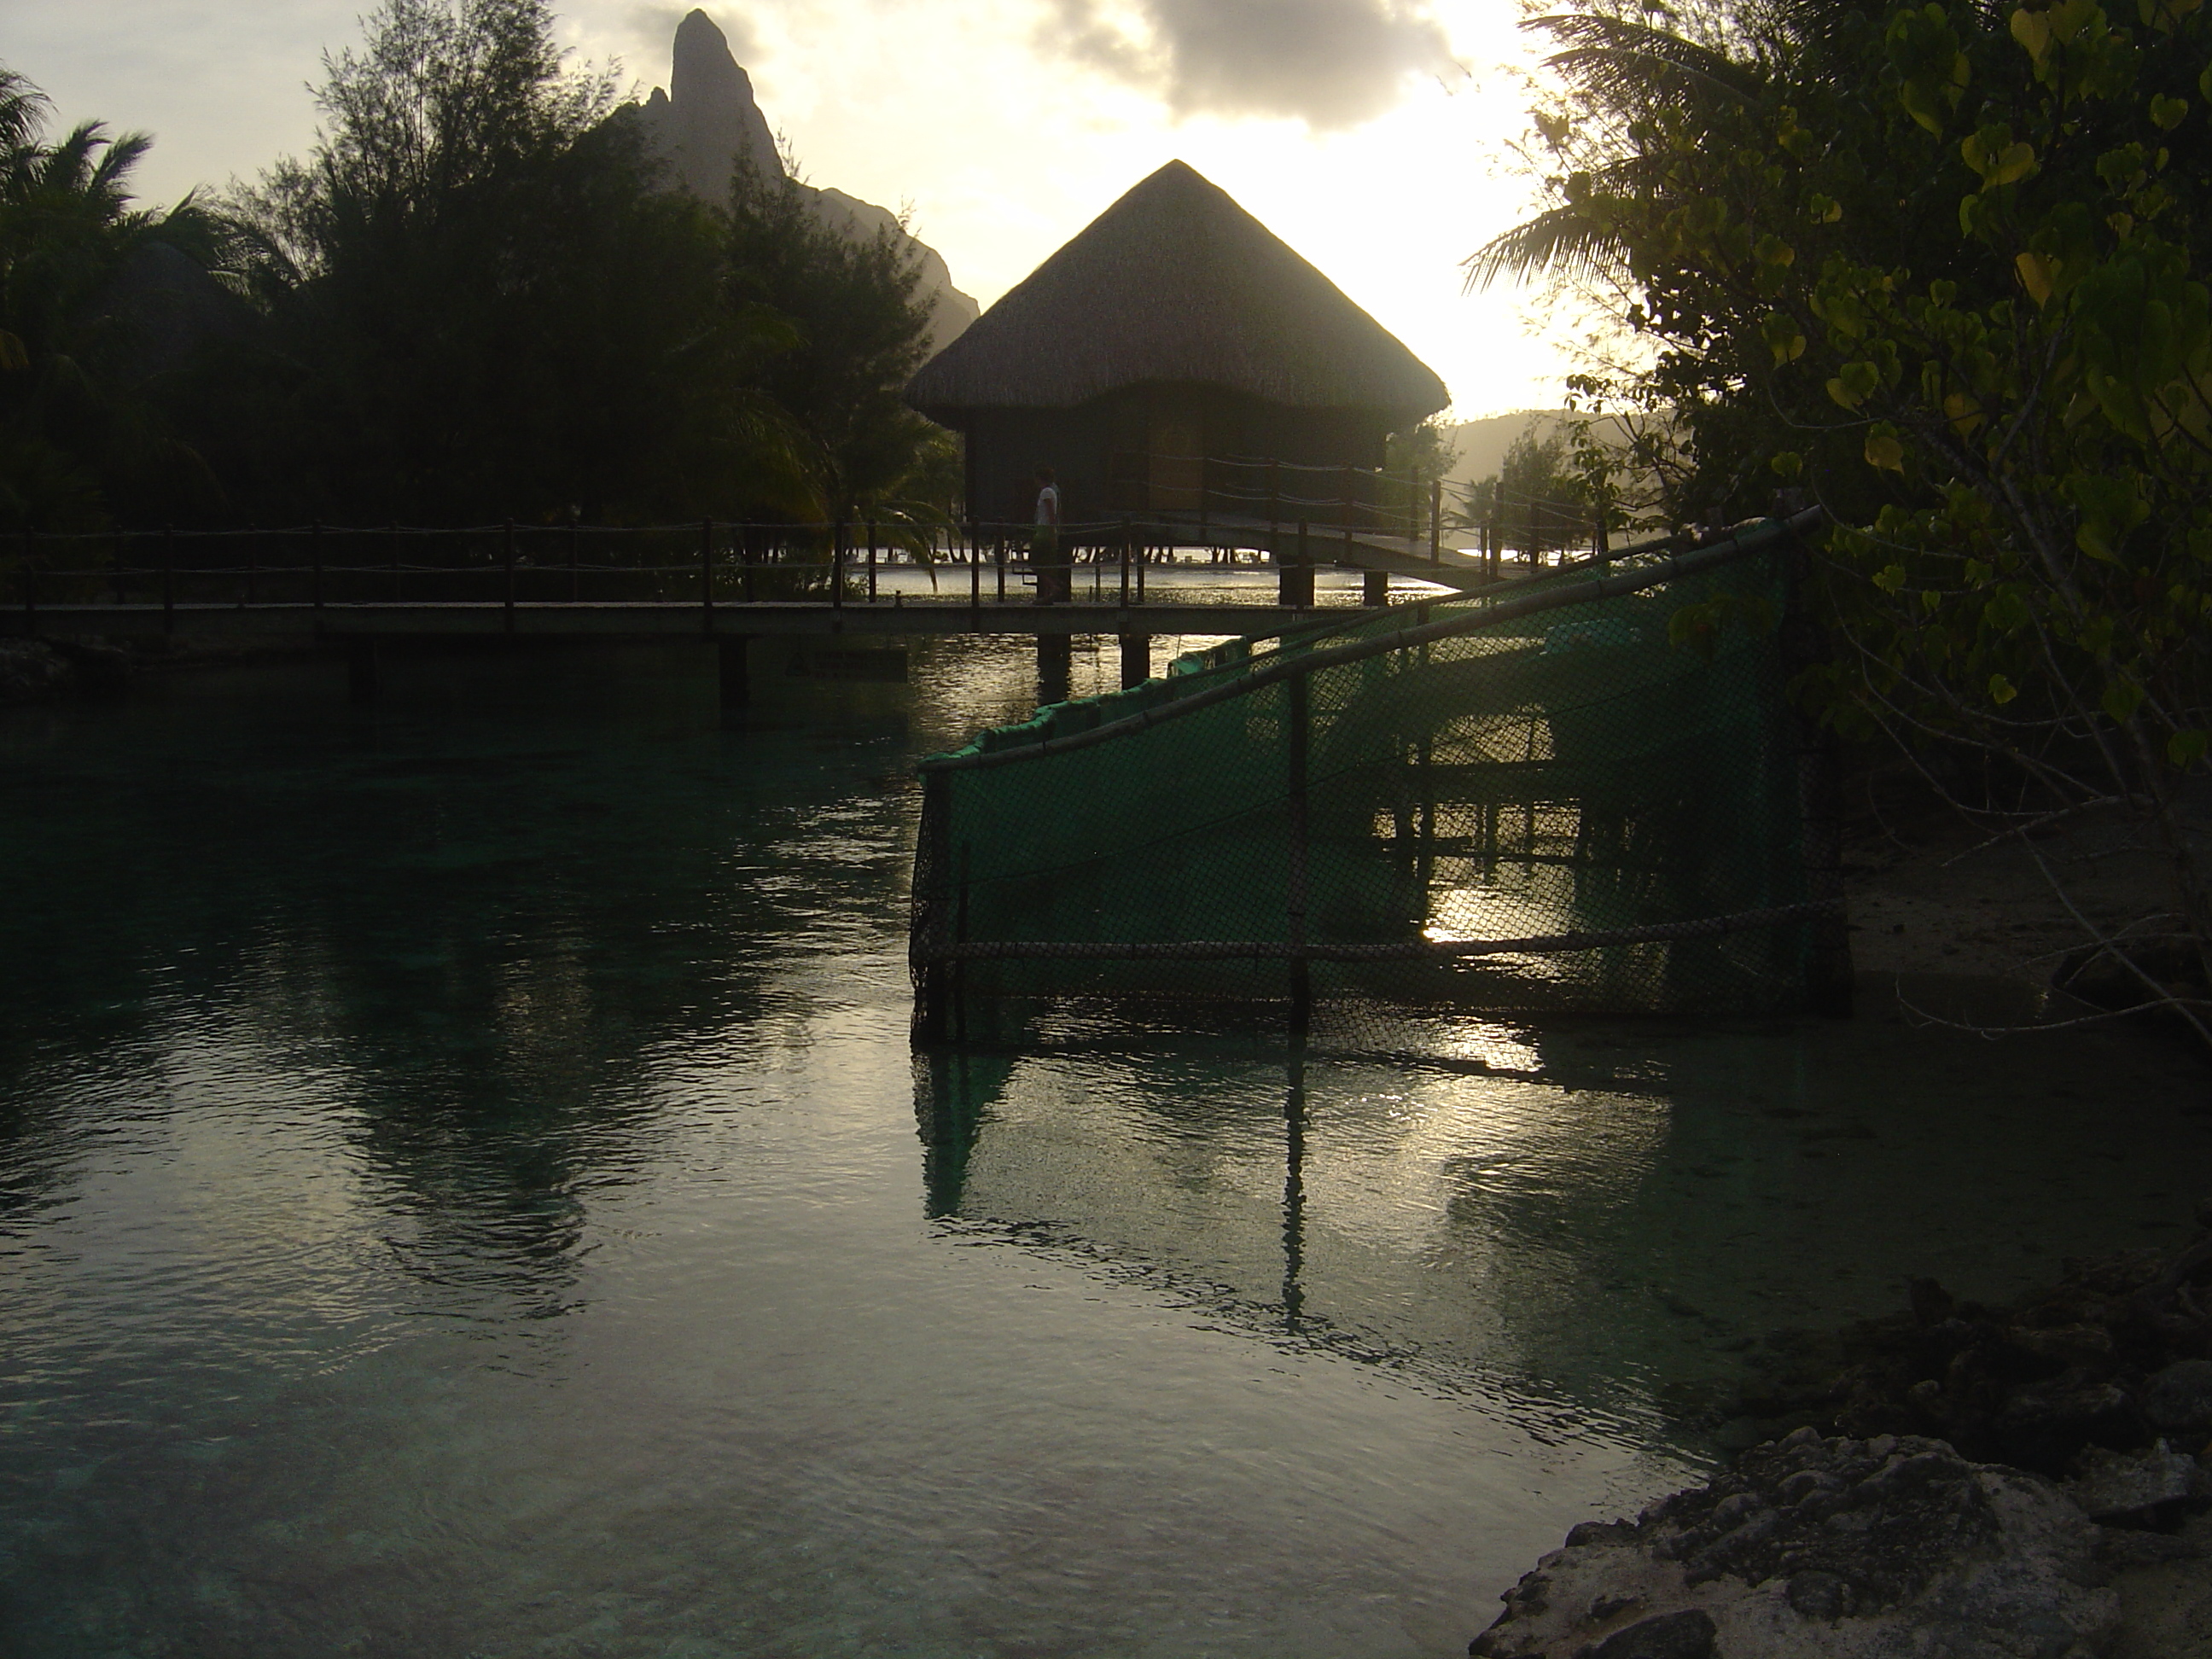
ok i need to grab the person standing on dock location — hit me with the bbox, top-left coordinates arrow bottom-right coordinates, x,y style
1032,467 -> 1066,603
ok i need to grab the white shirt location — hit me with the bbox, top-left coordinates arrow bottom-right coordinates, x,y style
1034,484 -> 1061,526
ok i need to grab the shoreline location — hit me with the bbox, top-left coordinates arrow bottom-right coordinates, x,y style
1469,1222 -> 2212,1656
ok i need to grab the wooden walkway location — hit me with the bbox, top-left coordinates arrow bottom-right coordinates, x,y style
0,597 -> 1334,640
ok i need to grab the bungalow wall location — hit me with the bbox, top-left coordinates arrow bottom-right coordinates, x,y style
958,381 -> 1396,530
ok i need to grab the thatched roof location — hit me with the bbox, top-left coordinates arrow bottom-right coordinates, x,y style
906,161 -> 1447,424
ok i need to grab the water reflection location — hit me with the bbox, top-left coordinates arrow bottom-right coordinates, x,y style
3,634 -> 2207,1658
912,1005 -> 2211,1440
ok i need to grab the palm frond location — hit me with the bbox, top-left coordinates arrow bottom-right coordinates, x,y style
1463,206 -> 1626,292
0,67 -> 49,160
1533,12 -> 1768,114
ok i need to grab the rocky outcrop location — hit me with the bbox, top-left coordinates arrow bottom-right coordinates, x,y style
622,9 -> 980,356
636,9 -> 781,199
1470,1429 -> 2118,1659
1721,1221 -> 2212,1480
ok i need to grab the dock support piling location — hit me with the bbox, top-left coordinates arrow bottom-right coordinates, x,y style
719,635 -> 750,711
1037,632 -> 1071,706
1119,633 -> 1150,689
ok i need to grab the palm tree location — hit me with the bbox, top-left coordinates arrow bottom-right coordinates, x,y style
0,64 -> 237,528
1462,0 -> 1850,293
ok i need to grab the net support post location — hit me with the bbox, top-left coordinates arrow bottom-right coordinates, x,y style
1286,672 -> 1311,1039
1278,521 -> 1314,608
910,774 -> 956,1045
1363,569 -> 1388,608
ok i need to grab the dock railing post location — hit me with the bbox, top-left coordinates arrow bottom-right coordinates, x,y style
1120,520 -> 1131,608
831,518 -> 845,610
867,519 -> 877,602
1430,477 -> 1442,566
311,521 -> 324,611
504,518 -> 517,632
162,524 -> 176,631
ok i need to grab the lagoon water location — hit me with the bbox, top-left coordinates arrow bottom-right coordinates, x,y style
2,619 -> 2206,1657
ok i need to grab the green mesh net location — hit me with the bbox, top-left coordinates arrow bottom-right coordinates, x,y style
911,514 -> 1848,1047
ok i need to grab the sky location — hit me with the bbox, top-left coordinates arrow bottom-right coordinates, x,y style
1,0 -> 1579,421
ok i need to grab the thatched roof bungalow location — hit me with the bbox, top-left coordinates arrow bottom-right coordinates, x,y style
906,160 -> 1448,532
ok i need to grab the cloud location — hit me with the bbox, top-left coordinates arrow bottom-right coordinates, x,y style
1042,0 -> 1459,130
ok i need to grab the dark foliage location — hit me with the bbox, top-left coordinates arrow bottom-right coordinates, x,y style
0,0 -> 945,532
